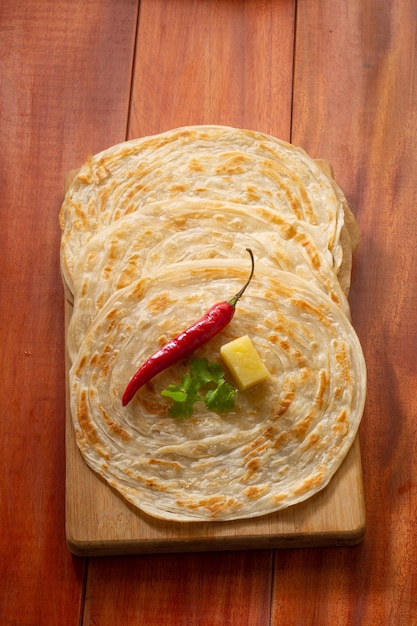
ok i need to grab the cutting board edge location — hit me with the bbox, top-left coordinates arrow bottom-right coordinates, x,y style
66,516 -> 366,557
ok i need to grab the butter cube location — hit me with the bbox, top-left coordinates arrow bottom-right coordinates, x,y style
220,335 -> 271,391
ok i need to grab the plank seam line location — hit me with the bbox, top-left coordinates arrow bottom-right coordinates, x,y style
79,558 -> 89,626
290,0 -> 299,144
269,550 -> 277,625
125,0 -> 142,139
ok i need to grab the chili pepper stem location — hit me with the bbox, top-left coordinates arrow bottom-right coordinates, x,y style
228,248 -> 254,307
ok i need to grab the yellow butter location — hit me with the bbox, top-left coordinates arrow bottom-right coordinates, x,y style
220,335 -> 271,391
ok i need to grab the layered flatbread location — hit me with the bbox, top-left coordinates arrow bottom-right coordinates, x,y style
60,125 -> 366,523
66,198 -> 350,363
69,261 -> 366,521
59,125 -> 350,296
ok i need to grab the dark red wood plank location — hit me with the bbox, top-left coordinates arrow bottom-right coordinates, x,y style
84,552 -> 273,626
129,0 -> 295,140
272,1 -> 417,624
0,1 -> 138,623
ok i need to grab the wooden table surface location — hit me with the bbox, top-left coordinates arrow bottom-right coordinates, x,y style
2,1 -> 417,624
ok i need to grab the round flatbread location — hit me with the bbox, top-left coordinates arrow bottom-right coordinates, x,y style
66,198 -> 350,363
69,261 -> 366,522
59,125 -> 348,296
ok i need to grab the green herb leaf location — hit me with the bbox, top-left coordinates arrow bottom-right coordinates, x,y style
205,379 -> 236,412
161,358 -> 237,418
167,400 -> 196,419
161,374 -> 201,418
190,358 -> 225,385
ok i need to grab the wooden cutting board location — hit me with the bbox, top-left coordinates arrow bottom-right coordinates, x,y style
63,167 -> 366,556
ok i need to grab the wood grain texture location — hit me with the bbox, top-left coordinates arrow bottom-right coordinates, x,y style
271,1 -> 417,624
84,551 -> 273,626
0,0 -> 138,623
3,0 -> 417,624
129,0 -> 295,139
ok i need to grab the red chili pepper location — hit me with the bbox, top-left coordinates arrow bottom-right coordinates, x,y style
122,249 -> 255,406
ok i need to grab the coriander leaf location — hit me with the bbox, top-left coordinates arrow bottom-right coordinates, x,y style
190,357 -> 225,385
160,388 -> 188,403
168,400 -> 196,419
161,358 -> 237,418
161,374 -> 201,418
161,374 -> 200,400
204,379 -> 236,412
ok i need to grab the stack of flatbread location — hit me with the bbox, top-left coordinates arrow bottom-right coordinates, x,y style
60,125 -> 366,522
